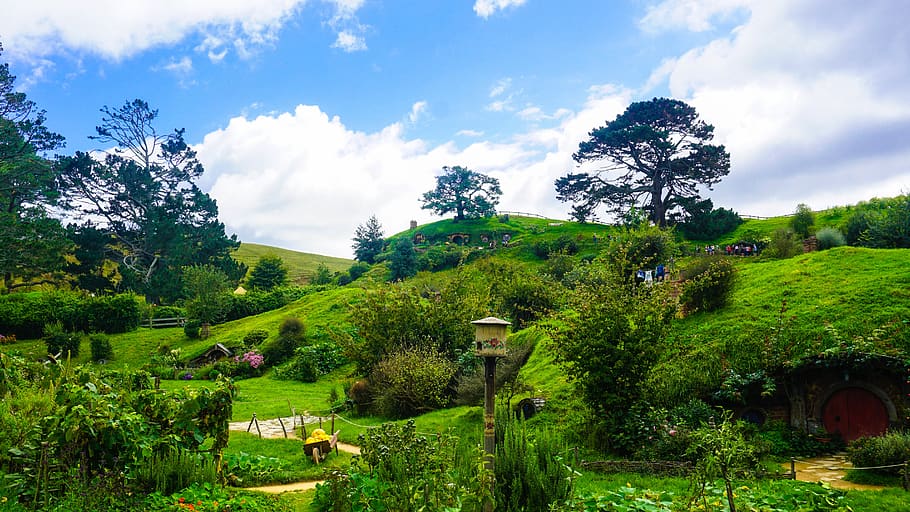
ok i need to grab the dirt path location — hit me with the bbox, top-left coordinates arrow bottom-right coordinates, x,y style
786,453 -> 885,491
230,416 -> 361,494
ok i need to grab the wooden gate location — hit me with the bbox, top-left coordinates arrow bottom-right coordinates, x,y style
822,387 -> 888,442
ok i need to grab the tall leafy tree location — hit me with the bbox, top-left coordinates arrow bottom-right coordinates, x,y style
555,97 -> 730,226
421,165 -> 502,221
183,264 -> 232,325
388,237 -> 418,282
352,214 -> 385,264
58,99 -> 245,303
0,43 -> 69,292
247,254 -> 288,290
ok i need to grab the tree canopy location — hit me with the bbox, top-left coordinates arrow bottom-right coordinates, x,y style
555,97 -> 730,226
352,215 -> 385,264
0,43 -> 70,292
421,165 -> 502,221
247,254 -> 288,290
58,99 -> 245,303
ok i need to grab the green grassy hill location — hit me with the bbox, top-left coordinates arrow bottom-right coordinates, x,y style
233,242 -> 354,285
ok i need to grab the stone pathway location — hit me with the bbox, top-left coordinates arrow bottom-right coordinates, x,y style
786,453 -> 885,491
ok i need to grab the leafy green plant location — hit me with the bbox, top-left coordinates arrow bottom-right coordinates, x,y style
495,409 -> 576,511
371,347 -> 457,418
679,256 -> 735,313
131,448 -> 218,495
687,412 -> 761,512
43,321 -> 80,358
764,228 -> 803,259
313,420 -> 489,512
184,319 -> 202,339
848,431 -> 910,476
816,227 -> 846,250
790,203 -> 816,238
89,333 -> 113,361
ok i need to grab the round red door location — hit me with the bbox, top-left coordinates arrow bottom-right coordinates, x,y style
822,387 -> 889,442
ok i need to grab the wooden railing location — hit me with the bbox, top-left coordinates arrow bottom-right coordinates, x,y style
147,317 -> 187,328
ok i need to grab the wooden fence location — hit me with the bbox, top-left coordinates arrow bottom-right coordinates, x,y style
147,317 -> 187,328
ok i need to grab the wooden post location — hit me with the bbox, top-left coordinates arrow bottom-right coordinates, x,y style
903,461 -> 909,491
483,355 -> 496,512
791,458 -> 796,480
277,416 -> 288,438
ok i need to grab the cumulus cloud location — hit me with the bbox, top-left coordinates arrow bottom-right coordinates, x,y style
1,0 -> 367,64
408,101 -> 428,124
195,87 -> 630,257
474,0 -> 528,19
457,129 -> 484,137
642,0 -> 910,215
639,0 -> 750,33
332,31 -> 367,52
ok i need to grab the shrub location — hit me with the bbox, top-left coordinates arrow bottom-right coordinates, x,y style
764,228 -> 803,259
790,203 -> 815,238
44,322 -> 81,358
499,274 -> 562,330
131,448 -> 218,495
532,235 -> 578,259
815,227 -> 846,250
371,347 -> 457,418
184,320 -> 202,339
348,262 -> 370,281
262,317 -> 305,364
604,224 -> 678,279
89,333 -> 113,362
242,329 -> 269,346
680,257 -> 736,313
848,431 -> 910,476
347,379 -> 373,415
495,409 -> 576,511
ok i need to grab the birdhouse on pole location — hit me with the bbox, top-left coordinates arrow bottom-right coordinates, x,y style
472,317 -> 510,357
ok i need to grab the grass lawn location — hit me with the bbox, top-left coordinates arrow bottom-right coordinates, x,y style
233,242 -> 354,286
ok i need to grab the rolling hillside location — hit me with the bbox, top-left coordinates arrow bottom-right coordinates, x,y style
233,242 -> 354,285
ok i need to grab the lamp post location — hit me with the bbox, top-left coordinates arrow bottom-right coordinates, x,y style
472,316 -> 510,511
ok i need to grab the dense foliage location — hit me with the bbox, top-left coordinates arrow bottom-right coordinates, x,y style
549,260 -> 675,440
0,291 -> 140,338
421,165 -> 502,221
0,354 -> 234,509
555,97 -> 730,225
57,99 -> 244,303
246,254 -> 288,291
352,214 -> 385,264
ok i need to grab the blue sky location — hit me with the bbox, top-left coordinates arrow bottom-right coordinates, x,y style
3,0 -> 909,257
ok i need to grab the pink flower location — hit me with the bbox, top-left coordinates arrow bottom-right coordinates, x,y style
669,429 -> 677,436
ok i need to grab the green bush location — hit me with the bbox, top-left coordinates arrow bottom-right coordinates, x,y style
131,448 -> 217,495
680,257 -> 736,313
261,317 -> 305,364
816,227 -> 846,250
758,421 -> 844,457
848,432 -> 910,475
495,410 -> 575,512
184,319 -> 202,339
44,322 -> 81,358
499,273 -> 562,330
89,333 -> 113,362
348,262 -> 371,281
242,328 -> 269,346
532,234 -> 579,259
0,292 -> 140,339
371,347 -> 457,418
790,203 -> 815,238
313,420 -> 485,511
764,228 -> 803,259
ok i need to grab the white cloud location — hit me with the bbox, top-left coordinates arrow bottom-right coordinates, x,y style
489,77 -> 512,98
473,0 -> 528,19
155,55 -> 195,87
486,78 -> 521,112
332,31 -> 367,52
195,86 -> 631,257
457,129 -> 484,137
517,105 -> 572,122
639,0 -> 751,33
643,0 -> 910,216
1,0 -> 369,64
408,101 -> 428,124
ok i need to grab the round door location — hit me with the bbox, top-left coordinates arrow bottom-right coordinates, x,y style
822,387 -> 888,442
